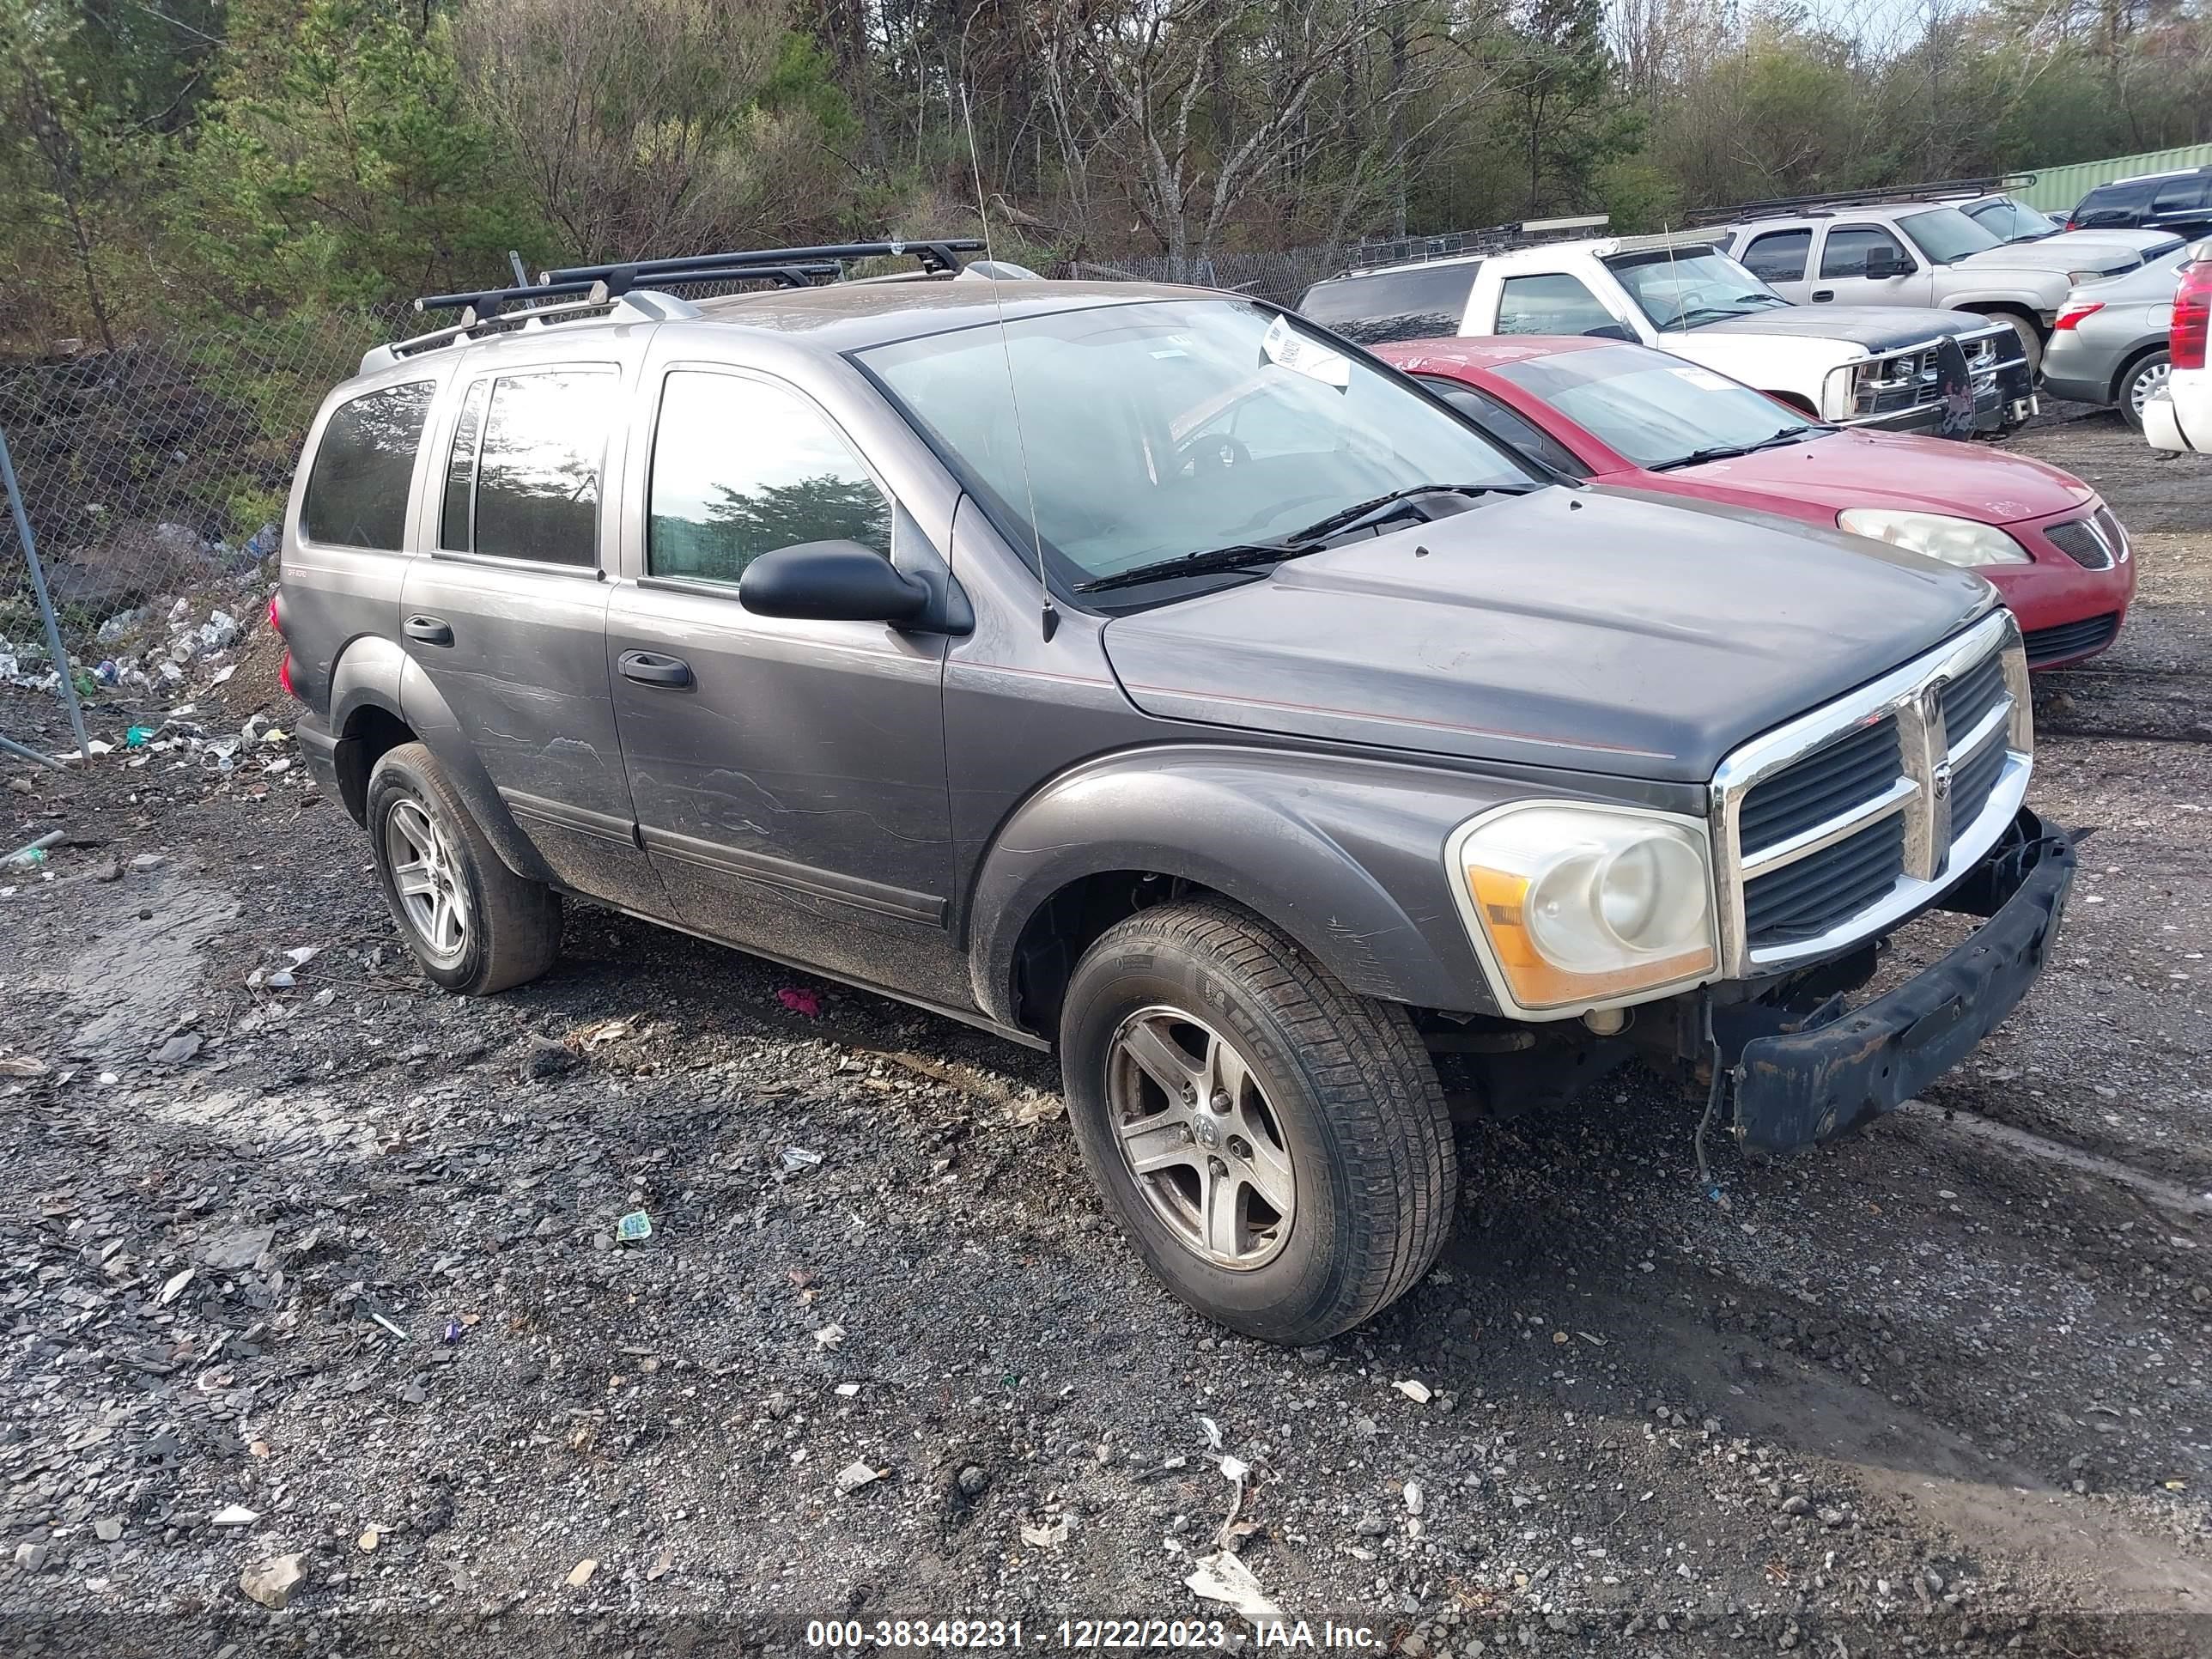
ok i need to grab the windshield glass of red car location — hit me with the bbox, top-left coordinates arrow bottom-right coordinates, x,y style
1491,344 -> 1823,471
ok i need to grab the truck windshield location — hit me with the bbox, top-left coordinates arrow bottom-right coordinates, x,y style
860,297 -> 1540,592
1601,249 -> 1790,331
1964,198 -> 2059,242
1896,207 -> 2006,264
1489,344 -> 1824,471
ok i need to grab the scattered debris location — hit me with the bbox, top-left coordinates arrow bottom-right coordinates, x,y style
240,1553 -> 307,1610
776,988 -> 823,1017
1394,1378 -> 1432,1403
617,1210 -> 653,1242
1184,1549 -> 1280,1619
210,1504 -> 261,1528
1020,1515 -> 1072,1548
836,1460 -> 884,1494
563,1558 -> 598,1589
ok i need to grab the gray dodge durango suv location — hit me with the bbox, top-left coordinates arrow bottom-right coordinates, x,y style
278,240 -> 2075,1342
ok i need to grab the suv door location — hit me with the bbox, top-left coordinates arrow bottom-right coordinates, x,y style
606,362 -> 960,994
401,362 -> 665,912
1811,222 -> 1935,307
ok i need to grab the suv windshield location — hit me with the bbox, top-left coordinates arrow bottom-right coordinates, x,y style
1965,198 -> 2058,242
1492,345 -> 1823,470
1896,206 -> 2006,264
860,297 -> 1538,591
1601,248 -> 1790,331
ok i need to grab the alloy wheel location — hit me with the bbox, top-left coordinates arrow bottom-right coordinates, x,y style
386,797 -> 471,963
1103,1006 -> 1296,1269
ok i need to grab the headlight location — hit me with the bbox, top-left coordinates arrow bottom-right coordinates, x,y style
1447,804 -> 1718,1016
1838,508 -> 2033,567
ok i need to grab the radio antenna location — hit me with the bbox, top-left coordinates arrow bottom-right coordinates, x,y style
960,82 -> 1057,641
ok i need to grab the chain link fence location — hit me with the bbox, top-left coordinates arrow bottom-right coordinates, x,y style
1,302 -> 411,710
3,224 -> 1526,723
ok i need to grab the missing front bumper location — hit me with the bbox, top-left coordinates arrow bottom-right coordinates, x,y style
1725,809 -> 2075,1155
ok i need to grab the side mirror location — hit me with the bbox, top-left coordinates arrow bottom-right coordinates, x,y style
738,541 -> 931,624
1864,251 -> 1911,280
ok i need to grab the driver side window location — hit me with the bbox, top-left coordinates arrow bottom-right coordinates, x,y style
1820,225 -> 1910,279
1497,274 -> 1619,337
647,371 -> 892,586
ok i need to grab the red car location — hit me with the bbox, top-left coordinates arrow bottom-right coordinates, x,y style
1375,337 -> 2135,668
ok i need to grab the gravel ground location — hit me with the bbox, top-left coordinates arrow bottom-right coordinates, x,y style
2,415 -> 2209,1658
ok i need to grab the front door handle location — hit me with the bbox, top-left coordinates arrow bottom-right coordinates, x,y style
1811,289 -> 1835,302
619,650 -> 694,689
404,615 -> 453,646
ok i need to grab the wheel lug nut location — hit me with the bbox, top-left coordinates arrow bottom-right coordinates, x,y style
1228,1137 -> 1249,1158
1207,1157 -> 1227,1177
1209,1091 -> 1231,1114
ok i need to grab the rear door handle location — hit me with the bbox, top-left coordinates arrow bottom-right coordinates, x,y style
1811,289 -> 1835,302
619,650 -> 694,689
404,615 -> 453,646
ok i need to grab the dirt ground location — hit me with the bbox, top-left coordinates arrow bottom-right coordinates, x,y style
1,406 -> 2208,1658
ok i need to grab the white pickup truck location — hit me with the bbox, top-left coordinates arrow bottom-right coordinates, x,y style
1300,233 -> 2036,438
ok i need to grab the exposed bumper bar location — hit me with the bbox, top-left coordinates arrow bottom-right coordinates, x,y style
1725,809 -> 2074,1155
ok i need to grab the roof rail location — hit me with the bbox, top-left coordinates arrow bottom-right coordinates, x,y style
1331,215 -> 1612,278
1684,173 -> 2037,226
541,239 -> 988,292
357,287 -> 711,377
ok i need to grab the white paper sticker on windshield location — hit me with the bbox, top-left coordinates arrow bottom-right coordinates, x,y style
1261,313 -> 1351,388
1668,363 -> 1736,392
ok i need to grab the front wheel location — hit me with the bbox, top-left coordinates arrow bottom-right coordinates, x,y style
1994,313 -> 2043,374
1059,901 -> 1456,1343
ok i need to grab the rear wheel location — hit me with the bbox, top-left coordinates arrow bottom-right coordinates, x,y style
1059,901 -> 1456,1343
2118,349 -> 2170,430
367,742 -> 562,995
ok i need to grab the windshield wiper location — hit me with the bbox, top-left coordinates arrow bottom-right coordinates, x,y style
1281,481 -> 1528,544
1648,425 -> 1823,471
1073,541 -> 1307,593
1074,483 -> 1526,594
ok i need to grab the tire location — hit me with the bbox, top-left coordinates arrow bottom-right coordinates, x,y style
1993,313 -> 2043,375
2118,349 -> 2170,431
366,742 -> 562,994
1058,900 -> 1456,1343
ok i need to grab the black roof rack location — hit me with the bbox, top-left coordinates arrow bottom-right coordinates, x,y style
1684,173 -> 2038,226
416,262 -> 842,319
540,239 -> 987,293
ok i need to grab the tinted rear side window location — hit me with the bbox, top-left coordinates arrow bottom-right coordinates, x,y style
1741,228 -> 1811,283
301,381 -> 434,550
2074,179 -> 2155,224
2152,173 -> 2209,211
465,370 -> 615,567
1298,261 -> 1480,344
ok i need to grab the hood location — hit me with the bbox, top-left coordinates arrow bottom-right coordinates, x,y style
1664,428 -> 2097,525
1948,243 -> 2131,282
1693,306 -> 1988,351
2025,228 -> 2177,265
1101,487 -> 1995,784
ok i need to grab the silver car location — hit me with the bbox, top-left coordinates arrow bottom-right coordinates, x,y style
2042,246 -> 2189,426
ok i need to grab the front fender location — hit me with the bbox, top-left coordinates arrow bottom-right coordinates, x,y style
963,744 -> 1595,1028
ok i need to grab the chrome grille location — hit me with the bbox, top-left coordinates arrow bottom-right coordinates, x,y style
1743,815 -> 1907,941
1736,718 -> 1904,856
1711,612 -> 2033,971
